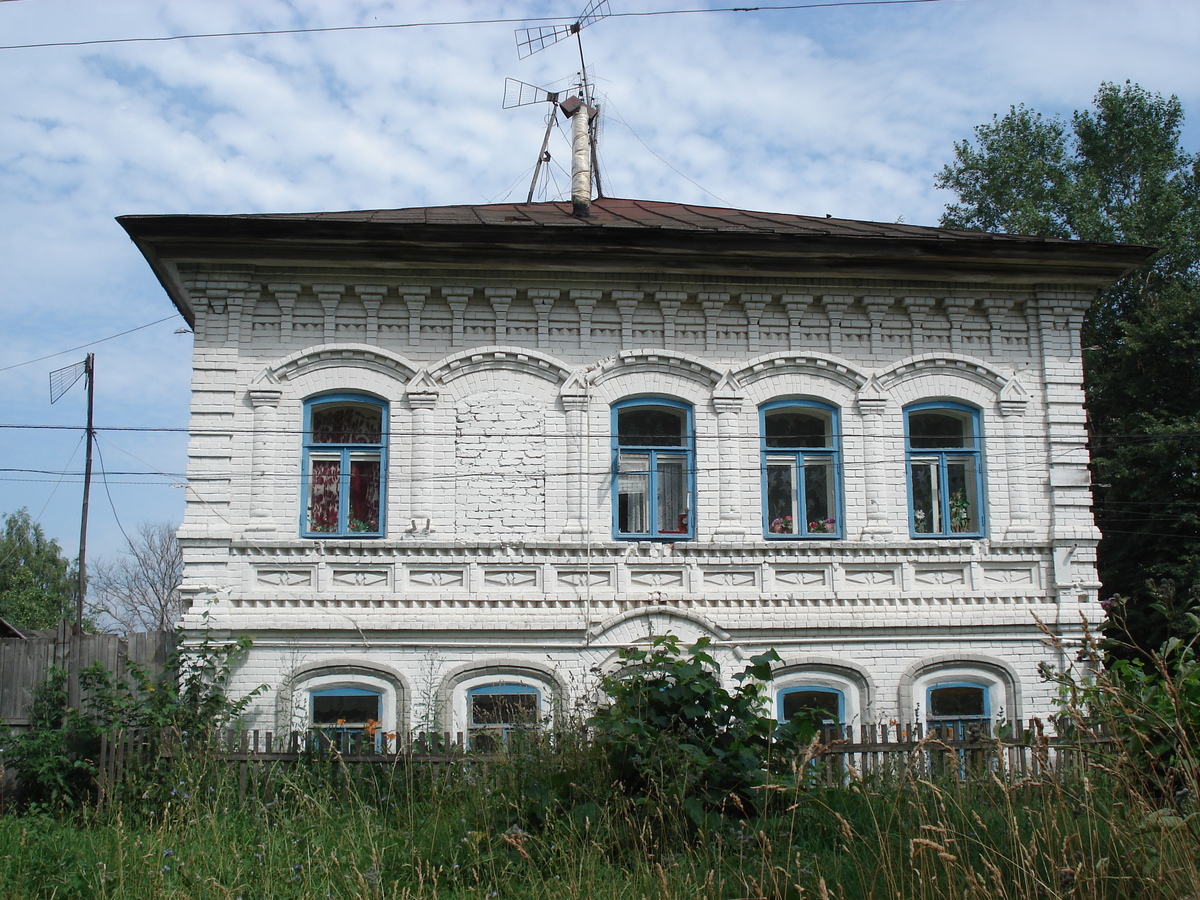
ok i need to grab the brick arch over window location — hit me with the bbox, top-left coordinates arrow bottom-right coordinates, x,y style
277,659 -> 411,736
587,606 -> 728,646
425,346 -> 574,387
436,660 -> 566,737
731,353 -> 869,394
587,349 -> 725,391
258,344 -> 420,387
772,656 -> 877,723
897,654 -> 1021,726
875,353 -> 1010,398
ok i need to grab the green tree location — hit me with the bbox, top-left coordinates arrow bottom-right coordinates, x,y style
936,82 -> 1200,652
0,508 -> 77,630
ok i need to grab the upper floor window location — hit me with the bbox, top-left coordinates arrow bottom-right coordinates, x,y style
612,399 -> 694,539
762,401 -> 841,538
303,395 -> 386,537
905,404 -> 983,537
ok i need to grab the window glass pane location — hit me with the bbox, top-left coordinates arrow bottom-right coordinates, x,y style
766,457 -> 797,534
308,456 -> 341,533
618,407 -> 685,447
909,411 -> 969,449
909,459 -> 939,533
781,689 -> 841,722
804,459 -> 835,533
312,691 -> 380,724
470,691 -> 539,725
946,458 -> 979,533
929,686 -> 986,718
765,410 -> 831,449
656,456 -> 689,534
312,404 -> 383,444
617,453 -> 649,534
348,456 -> 381,532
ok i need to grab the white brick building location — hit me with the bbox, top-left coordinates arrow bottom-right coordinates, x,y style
120,198 -> 1149,743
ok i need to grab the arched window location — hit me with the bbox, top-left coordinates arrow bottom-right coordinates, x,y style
777,685 -> 843,725
467,683 -> 542,751
302,395 -> 387,537
761,401 -> 841,538
905,403 -> 983,537
612,399 -> 694,539
926,682 -> 990,739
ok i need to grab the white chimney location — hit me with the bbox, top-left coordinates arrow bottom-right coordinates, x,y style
559,96 -> 596,217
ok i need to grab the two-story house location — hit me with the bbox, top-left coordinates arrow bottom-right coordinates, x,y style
120,198 -> 1149,743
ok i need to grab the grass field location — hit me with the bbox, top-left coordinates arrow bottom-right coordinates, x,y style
2,730 -> 1198,900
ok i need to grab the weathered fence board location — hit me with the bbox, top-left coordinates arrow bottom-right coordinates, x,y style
0,626 -> 173,728
89,721 -> 1120,809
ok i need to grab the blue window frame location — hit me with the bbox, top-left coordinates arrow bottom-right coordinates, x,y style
926,682 -> 990,739
905,403 -> 983,537
761,401 -> 842,538
467,683 -> 541,751
612,398 -> 694,539
302,394 -> 387,537
777,686 -> 843,725
311,687 -> 382,746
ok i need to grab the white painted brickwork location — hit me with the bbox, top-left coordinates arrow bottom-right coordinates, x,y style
172,271 -> 1102,740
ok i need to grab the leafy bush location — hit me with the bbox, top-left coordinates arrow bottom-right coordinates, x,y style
2,631 -> 259,809
587,634 -> 821,823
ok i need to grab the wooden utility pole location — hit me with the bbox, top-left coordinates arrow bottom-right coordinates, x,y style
76,353 -> 95,631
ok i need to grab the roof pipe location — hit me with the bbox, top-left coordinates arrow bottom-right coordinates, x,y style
559,96 -> 595,218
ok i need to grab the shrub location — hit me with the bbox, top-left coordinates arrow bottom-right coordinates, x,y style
587,634 -> 821,824
2,631 -> 259,809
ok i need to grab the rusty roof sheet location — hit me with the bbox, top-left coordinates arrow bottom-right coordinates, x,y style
223,197 -> 1071,244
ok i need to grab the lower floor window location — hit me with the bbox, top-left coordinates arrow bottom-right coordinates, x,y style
778,686 -> 843,725
468,684 -> 540,751
311,687 -> 382,743
926,683 -> 989,738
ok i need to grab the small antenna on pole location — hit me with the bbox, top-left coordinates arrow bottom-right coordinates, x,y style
50,353 -> 95,632
514,0 -> 610,200
503,78 -> 565,203
515,0 -> 610,61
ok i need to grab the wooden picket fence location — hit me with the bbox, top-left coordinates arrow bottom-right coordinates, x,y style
92,718 -> 1120,808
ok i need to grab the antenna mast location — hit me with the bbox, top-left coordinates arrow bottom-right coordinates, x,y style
50,353 -> 94,631
513,0 -> 611,202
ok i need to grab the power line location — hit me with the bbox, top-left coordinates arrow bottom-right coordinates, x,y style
0,0 -> 963,52
0,316 -> 178,373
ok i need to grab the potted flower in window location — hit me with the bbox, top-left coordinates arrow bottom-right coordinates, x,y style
807,517 -> 836,534
949,492 -> 971,533
770,515 -> 794,534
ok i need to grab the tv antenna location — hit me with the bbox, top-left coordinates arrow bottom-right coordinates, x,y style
503,78 -> 568,203
512,0 -> 610,201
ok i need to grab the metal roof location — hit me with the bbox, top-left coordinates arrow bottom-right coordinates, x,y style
214,197 -> 1076,244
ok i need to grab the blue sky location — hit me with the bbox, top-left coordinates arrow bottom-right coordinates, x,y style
1,0 -> 1197,569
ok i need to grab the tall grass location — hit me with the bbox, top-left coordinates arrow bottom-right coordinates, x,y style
2,724 -> 1199,900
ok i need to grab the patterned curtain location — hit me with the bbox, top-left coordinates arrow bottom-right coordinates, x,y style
308,459 -> 341,532
348,459 -> 381,532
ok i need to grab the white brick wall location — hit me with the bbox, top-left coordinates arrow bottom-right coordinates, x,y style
172,272 -> 1101,738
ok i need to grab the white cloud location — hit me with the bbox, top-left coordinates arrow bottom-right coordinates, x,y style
0,0 -> 1196,560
